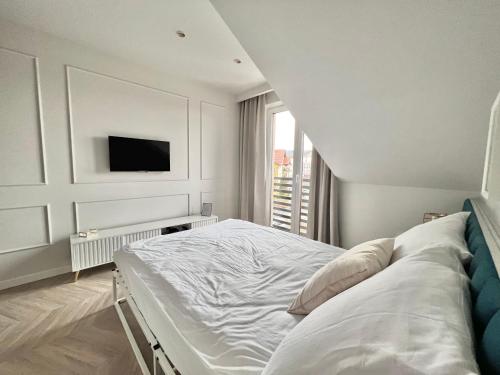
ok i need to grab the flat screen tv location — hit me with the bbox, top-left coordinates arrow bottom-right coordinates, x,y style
108,136 -> 170,171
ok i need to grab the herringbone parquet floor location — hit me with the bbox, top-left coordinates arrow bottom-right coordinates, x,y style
0,265 -> 142,375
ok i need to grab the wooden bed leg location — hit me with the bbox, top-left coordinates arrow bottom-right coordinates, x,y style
74,271 -> 80,282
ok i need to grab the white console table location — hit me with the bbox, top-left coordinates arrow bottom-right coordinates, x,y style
70,215 -> 218,281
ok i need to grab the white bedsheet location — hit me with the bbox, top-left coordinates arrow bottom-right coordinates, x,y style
114,219 -> 344,375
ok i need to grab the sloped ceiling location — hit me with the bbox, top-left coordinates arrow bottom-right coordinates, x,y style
211,0 -> 500,190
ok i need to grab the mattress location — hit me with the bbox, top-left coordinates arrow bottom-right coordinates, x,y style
114,219 -> 344,375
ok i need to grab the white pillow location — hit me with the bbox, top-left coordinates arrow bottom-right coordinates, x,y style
390,211 -> 470,264
263,245 -> 477,375
288,238 -> 394,315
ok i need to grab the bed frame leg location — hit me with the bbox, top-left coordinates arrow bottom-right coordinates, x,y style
115,300 -> 151,375
112,270 -> 117,302
74,271 -> 80,282
114,267 -> 177,375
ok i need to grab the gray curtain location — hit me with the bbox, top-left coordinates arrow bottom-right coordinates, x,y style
307,148 -> 340,246
239,94 -> 272,225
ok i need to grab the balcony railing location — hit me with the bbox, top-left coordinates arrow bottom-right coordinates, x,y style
272,176 -> 310,235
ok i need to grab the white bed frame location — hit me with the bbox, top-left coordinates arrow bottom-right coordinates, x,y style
113,268 -> 178,375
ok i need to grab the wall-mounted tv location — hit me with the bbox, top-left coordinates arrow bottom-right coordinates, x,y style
108,136 -> 170,172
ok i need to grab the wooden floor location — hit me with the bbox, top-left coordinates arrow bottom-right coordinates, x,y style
0,265 -> 142,374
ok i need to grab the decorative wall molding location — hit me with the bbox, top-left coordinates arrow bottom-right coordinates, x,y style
0,47 -> 47,186
0,204 -> 52,254
0,23 -> 237,290
200,100 -> 226,181
66,65 -> 190,184
67,65 -> 189,100
73,194 -> 190,232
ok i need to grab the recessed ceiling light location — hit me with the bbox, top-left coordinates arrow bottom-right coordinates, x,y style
233,58 -> 242,64
176,30 -> 186,38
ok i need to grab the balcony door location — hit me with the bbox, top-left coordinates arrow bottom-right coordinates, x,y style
268,105 -> 312,235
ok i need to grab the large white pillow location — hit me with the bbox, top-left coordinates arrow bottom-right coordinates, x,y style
390,211 -> 470,264
263,245 -> 477,375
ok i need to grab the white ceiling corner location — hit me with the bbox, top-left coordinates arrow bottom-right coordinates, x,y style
0,0 -> 266,94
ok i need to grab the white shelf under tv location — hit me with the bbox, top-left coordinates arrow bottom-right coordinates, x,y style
70,215 -> 218,280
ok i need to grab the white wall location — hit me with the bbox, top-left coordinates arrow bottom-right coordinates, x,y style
339,182 -> 478,248
214,1 -> 496,248
264,93 -> 479,248
212,0 -> 500,192
0,20 -> 239,289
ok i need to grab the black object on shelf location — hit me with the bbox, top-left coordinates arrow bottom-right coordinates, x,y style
161,224 -> 190,235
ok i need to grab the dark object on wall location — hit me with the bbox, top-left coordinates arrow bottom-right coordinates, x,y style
109,136 -> 170,171
201,203 -> 213,217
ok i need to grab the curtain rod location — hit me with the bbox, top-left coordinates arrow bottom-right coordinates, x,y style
236,83 -> 274,103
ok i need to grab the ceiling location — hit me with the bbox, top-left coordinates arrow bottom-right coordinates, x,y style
212,0 -> 500,191
0,0 -> 265,94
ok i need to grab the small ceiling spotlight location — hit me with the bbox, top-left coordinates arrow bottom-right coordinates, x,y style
176,30 -> 186,38
233,58 -> 242,64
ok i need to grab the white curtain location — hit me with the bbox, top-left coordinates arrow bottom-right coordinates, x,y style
239,94 -> 273,225
307,148 -> 340,246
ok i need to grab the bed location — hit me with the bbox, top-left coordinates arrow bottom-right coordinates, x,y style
113,199 -> 500,375
114,219 -> 345,374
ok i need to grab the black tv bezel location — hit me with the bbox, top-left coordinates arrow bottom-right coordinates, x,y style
108,135 -> 171,172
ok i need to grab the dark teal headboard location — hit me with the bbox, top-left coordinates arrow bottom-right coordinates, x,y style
463,199 -> 500,374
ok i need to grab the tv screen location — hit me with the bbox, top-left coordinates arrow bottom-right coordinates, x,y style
108,136 -> 170,171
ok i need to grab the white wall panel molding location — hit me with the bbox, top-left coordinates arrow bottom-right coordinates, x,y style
0,47 -> 47,186
67,65 -> 189,101
0,21 -> 238,288
200,101 -> 226,181
66,65 -> 190,184
74,194 -> 190,232
0,204 -> 52,254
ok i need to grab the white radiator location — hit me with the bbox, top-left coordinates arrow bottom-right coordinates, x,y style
70,215 -> 218,273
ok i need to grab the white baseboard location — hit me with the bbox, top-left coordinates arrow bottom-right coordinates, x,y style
0,265 -> 72,291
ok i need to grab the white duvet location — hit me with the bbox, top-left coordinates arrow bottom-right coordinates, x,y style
114,219 -> 344,375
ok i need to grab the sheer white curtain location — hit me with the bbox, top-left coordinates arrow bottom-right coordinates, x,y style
239,94 -> 273,225
307,148 -> 340,246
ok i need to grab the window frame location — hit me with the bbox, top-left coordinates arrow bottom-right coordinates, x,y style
266,103 -> 308,235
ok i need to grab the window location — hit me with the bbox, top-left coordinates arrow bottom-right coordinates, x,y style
268,105 -> 312,235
